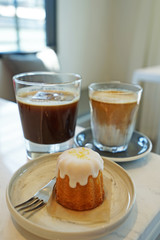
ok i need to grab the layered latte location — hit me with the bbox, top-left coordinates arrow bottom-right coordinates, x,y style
90,89 -> 140,152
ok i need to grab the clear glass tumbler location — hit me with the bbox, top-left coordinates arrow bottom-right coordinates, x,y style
89,82 -> 142,153
13,72 -> 81,159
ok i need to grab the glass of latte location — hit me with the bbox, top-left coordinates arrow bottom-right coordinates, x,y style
13,72 -> 81,159
88,82 -> 142,153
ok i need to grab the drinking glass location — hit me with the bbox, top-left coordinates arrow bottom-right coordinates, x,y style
13,72 -> 81,159
88,82 -> 142,153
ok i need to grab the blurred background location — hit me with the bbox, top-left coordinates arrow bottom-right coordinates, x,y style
0,0 -> 160,152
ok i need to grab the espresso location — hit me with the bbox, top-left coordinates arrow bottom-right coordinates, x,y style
90,90 -> 139,147
17,90 -> 79,144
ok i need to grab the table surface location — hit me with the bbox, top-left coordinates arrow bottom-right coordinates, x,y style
0,98 -> 160,240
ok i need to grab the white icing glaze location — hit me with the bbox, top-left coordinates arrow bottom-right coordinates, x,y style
56,147 -> 104,188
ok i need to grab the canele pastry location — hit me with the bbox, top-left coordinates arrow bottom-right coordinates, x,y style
55,147 -> 104,211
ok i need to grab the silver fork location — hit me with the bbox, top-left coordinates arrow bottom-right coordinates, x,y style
15,177 -> 56,215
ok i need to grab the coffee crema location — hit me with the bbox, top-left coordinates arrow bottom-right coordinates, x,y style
90,89 -> 139,147
17,90 -> 79,144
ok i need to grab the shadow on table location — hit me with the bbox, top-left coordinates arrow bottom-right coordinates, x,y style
118,154 -> 150,170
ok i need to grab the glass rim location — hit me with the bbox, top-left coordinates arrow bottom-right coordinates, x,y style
13,71 -> 82,86
88,81 -> 143,93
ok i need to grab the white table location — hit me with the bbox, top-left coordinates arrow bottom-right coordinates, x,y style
0,98 -> 160,240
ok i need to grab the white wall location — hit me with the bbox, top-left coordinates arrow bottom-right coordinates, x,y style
57,0 -> 140,89
110,1 -> 140,82
57,0 -> 112,89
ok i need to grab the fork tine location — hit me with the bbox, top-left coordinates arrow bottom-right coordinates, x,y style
15,196 -> 36,208
22,201 -> 46,214
16,197 -> 40,211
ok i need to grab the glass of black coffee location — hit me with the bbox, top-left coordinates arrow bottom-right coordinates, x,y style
13,72 -> 81,159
